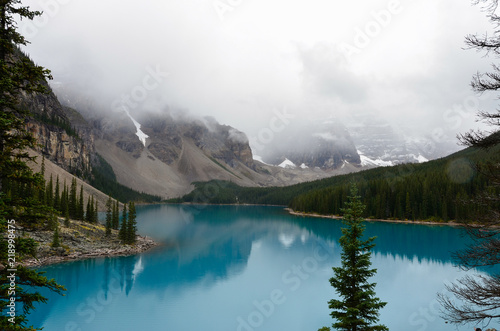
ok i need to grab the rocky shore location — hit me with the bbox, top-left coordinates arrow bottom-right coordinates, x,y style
21,218 -> 160,268
285,208 -> 461,227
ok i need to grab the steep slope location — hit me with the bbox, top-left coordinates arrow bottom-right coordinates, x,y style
20,83 -> 95,178
27,149 -> 111,210
94,110 -> 348,198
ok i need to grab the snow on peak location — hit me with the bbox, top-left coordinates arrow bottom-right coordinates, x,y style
358,150 -> 394,167
299,163 -> 309,169
279,158 -> 296,169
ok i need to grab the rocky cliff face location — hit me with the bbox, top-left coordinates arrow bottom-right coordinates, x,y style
105,111 -> 256,171
178,117 -> 255,169
27,121 -> 93,175
38,83 -> 363,198
89,109 -> 348,198
19,83 -> 95,177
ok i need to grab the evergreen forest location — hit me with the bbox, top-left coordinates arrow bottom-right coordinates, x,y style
178,142 -> 500,222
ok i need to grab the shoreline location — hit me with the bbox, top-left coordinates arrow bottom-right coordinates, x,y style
18,217 -> 163,269
285,208 -> 462,227
22,235 -> 162,268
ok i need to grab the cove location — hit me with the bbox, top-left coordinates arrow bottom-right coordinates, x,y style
27,204 -> 498,331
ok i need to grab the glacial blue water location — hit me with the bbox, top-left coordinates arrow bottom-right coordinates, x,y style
27,204 -> 498,331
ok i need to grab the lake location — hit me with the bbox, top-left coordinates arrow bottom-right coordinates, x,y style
27,204 -> 496,331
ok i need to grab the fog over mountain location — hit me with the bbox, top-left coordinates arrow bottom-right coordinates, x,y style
19,0 -> 498,161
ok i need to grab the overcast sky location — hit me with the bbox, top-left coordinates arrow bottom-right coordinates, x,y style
19,0 -> 499,146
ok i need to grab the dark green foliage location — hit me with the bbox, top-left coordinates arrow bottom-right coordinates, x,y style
85,195 -> 91,223
32,110 -> 79,139
94,200 -> 98,224
45,174 -> 53,207
105,196 -> 112,237
0,1 -> 65,329
438,3 -> 500,325
289,146 -> 500,222
126,201 -> 137,244
69,177 -> 77,219
112,200 -> 119,230
53,175 -> 60,210
77,186 -> 84,221
176,179 -> 304,205
0,264 -> 65,330
60,180 -> 69,225
324,185 -> 387,331
119,203 -> 128,242
178,145 -> 500,223
51,223 -> 60,248
90,153 -> 161,203
84,195 -> 98,224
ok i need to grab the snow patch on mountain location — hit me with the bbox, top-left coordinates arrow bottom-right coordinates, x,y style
358,150 -> 394,167
124,110 -> 149,146
279,158 -> 297,169
415,154 -> 428,163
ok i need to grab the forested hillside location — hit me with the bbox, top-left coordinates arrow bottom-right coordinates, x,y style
178,143 -> 500,222
290,145 -> 499,221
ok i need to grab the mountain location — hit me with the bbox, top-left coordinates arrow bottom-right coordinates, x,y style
346,115 -> 458,166
91,109 -> 350,199
19,81 -> 95,178
178,142 -> 500,223
25,78 -> 363,200
256,119 -> 361,169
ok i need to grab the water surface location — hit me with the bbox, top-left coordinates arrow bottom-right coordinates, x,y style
28,204 -> 496,331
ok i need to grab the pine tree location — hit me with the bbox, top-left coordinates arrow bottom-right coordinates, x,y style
0,2 -> 65,329
105,196 -> 112,237
54,175 -> 60,211
46,174 -> 54,207
69,177 -> 77,218
91,196 -> 97,223
112,200 -> 119,230
405,192 -> 412,220
85,195 -> 92,223
51,222 -> 61,248
119,203 -> 128,242
60,181 -> 68,215
438,0 -> 500,325
321,184 -> 387,331
38,156 -> 46,203
77,185 -> 84,220
127,201 -> 137,244
94,200 -> 99,224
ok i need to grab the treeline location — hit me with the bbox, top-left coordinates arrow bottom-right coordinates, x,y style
290,146 -> 500,222
174,178 -> 331,206
106,199 -> 138,244
90,153 -> 162,203
33,109 -> 80,139
43,169 -> 138,244
177,145 -> 500,222
43,174 -> 99,225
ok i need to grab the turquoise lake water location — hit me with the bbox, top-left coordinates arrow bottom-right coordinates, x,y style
27,204 -> 498,330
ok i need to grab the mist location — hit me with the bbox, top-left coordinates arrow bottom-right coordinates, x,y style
19,0 -> 498,156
